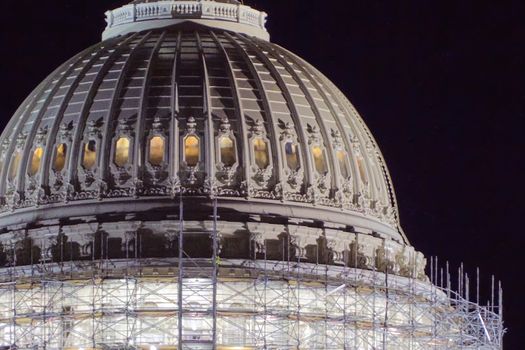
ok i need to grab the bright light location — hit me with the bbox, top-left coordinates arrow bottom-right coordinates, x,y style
150,346 -> 158,350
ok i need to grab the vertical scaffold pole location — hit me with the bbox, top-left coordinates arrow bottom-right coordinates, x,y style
212,196 -> 219,348
178,194 -> 184,350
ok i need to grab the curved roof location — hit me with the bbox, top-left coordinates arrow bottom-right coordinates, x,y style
0,3 -> 405,243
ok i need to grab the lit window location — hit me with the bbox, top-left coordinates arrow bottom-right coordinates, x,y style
114,137 -> 130,167
219,136 -> 236,167
53,144 -> 67,172
253,138 -> 269,169
357,156 -> 368,184
82,140 -> 97,170
336,150 -> 350,179
184,135 -> 200,167
285,142 -> 300,171
149,136 -> 165,166
8,151 -> 21,181
312,145 -> 328,174
29,147 -> 44,176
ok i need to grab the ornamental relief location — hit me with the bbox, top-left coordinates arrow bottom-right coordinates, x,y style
0,220 -> 425,280
0,118 -> 398,230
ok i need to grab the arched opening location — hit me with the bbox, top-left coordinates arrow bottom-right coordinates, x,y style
114,137 -> 130,167
357,156 -> 368,185
253,138 -> 269,169
285,141 -> 300,171
336,149 -> 350,179
219,136 -> 236,167
53,143 -> 67,172
82,140 -> 97,170
148,136 -> 165,166
184,135 -> 200,167
29,147 -> 44,176
8,151 -> 21,181
312,145 -> 328,175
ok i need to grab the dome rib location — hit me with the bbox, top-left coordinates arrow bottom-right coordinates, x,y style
297,61 -> 364,207
1,51 -> 86,199
234,34 -> 315,195
303,63 -> 401,229
278,46 -> 360,203
198,31 -> 218,188
134,31 -> 168,183
99,33 -> 153,190
66,33 -> 142,197
0,84 -> 40,196
18,46 -> 102,199
255,39 -> 341,197
39,42 -> 110,193
209,31 -> 251,190
169,31 -> 182,184
222,31 -> 286,191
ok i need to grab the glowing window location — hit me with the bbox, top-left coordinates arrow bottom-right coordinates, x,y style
114,137 -> 130,167
253,138 -> 269,169
29,147 -> 44,176
219,136 -> 236,167
285,142 -> 300,171
8,151 -> 21,181
149,136 -> 165,166
357,156 -> 368,184
82,140 -> 97,170
53,144 -> 67,172
312,146 -> 328,174
184,135 -> 200,167
337,150 -> 350,179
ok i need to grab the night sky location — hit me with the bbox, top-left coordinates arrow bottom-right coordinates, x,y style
1,0 -> 524,347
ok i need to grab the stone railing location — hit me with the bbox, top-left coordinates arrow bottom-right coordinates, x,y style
105,1 -> 267,32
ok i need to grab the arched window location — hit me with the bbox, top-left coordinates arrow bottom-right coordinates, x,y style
219,136 -> 236,167
312,145 -> 328,175
184,135 -> 200,167
253,138 -> 269,169
285,142 -> 300,171
148,136 -> 165,166
336,150 -> 350,179
8,151 -> 21,181
29,147 -> 44,176
82,140 -> 97,170
53,144 -> 67,172
114,137 -> 130,167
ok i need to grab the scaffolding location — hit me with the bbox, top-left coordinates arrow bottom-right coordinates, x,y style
0,198 -> 504,349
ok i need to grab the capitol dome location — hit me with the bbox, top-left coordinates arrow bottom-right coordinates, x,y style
0,2 -> 403,242
0,1 -> 503,349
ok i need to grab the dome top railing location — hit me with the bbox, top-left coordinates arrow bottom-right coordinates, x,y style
103,0 -> 269,40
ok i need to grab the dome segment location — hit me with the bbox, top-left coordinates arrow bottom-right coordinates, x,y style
103,0 -> 269,41
0,29 -> 405,242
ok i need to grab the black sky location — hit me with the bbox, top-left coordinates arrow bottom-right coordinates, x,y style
0,0 -> 524,347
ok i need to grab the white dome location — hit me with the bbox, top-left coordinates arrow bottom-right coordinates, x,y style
0,2 -> 503,350
0,16 -> 403,242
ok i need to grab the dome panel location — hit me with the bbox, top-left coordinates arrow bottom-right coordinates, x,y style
0,27 -> 403,242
